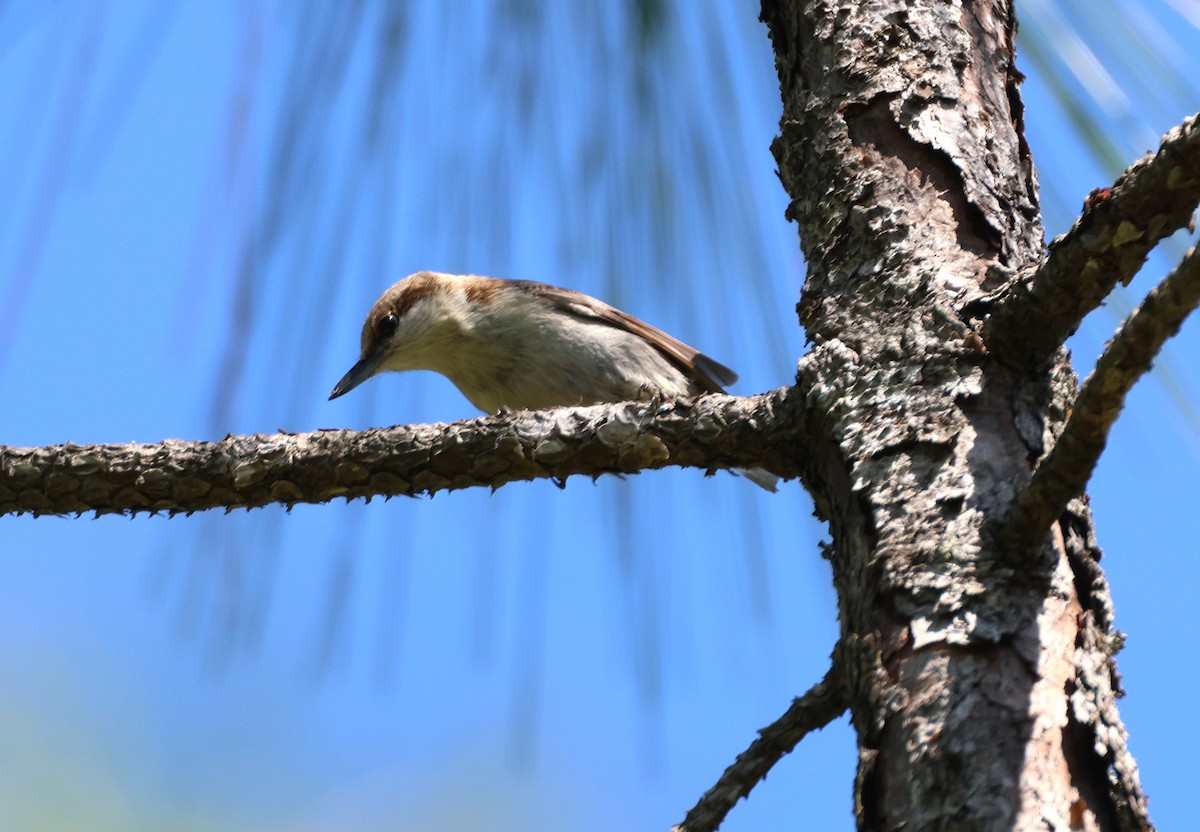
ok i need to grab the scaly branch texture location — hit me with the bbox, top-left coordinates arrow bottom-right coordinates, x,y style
673,660 -> 849,832
986,111 -> 1200,366
1003,243 -> 1200,553
0,391 -> 799,518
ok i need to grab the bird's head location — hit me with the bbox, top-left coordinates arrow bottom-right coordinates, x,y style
329,271 -> 487,400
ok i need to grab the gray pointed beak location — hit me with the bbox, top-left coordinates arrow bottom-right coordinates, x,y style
329,352 -> 383,400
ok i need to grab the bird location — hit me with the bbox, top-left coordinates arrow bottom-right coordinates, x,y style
329,271 -> 777,491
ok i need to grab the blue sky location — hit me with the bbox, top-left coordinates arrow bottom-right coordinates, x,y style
0,2 -> 1197,829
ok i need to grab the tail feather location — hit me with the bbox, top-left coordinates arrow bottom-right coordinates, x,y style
735,467 -> 779,492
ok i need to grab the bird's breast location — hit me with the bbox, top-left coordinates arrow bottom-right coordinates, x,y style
445,316 -> 697,413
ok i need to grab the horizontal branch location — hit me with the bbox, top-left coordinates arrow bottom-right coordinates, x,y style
1001,243 -> 1200,555
673,661 -> 848,832
0,389 -> 802,518
985,111 -> 1200,367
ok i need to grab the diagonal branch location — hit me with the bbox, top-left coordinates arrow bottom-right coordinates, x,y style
672,662 -> 849,832
0,389 -> 802,518
1001,243 -> 1200,555
985,111 -> 1200,367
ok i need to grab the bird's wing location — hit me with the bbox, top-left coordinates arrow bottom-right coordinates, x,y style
519,281 -> 738,392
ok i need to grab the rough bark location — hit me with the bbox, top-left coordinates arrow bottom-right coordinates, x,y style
985,112 -> 1200,368
0,391 -> 798,517
1004,243 -> 1200,554
760,0 -> 1151,830
675,660 -> 849,832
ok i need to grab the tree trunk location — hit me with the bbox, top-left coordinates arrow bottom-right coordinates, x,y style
760,1 -> 1150,829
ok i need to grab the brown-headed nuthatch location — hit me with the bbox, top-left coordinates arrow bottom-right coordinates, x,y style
330,271 -> 776,491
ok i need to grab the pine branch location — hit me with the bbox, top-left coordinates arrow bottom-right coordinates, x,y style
985,111 -> 1200,367
673,662 -> 848,832
0,390 -> 800,518
1002,244 -> 1200,555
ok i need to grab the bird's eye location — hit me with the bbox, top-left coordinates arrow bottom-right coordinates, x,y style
377,313 -> 399,339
